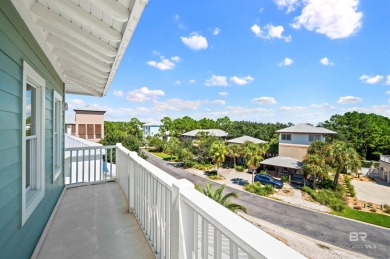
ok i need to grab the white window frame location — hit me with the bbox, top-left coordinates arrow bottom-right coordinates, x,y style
309,134 -> 321,142
53,90 -> 62,182
281,134 -> 291,141
22,61 -> 45,226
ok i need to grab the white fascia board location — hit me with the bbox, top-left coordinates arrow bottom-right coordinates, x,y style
102,0 -> 149,96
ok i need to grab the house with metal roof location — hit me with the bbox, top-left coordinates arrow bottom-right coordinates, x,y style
227,135 -> 267,145
275,123 -> 337,161
181,129 -> 228,141
260,124 -> 336,182
65,106 -> 106,142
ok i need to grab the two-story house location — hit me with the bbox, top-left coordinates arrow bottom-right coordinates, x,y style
65,106 -> 106,142
379,155 -> 390,183
142,121 -> 161,139
260,124 -> 337,179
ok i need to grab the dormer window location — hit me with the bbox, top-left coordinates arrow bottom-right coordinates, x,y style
281,134 -> 291,141
309,134 -> 321,142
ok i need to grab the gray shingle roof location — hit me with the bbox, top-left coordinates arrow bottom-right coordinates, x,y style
182,129 -> 228,137
260,156 -> 303,169
275,123 -> 337,134
65,114 -> 76,124
74,106 -> 106,112
227,135 -> 267,144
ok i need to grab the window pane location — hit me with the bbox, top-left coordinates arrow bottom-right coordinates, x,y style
26,138 -> 36,189
26,84 -> 36,136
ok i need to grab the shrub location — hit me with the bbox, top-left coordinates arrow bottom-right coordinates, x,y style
344,176 -> 356,197
373,162 -> 380,168
281,175 -> 289,182
244,182 -> 275,196
301,186 -> 346,212
235,165 -> 244,172
353,206 -> 362,210
260,170 -> 269,175
193,163 -> 214,171
361,160 -> 373,168
384,204 -> 390,214
208,175 -> 225,180
370,208 -> 377,213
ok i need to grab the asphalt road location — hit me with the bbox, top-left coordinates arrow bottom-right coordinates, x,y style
144,152 -> 390,258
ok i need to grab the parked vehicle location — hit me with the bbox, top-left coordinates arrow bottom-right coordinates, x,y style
254,174 -> 284,188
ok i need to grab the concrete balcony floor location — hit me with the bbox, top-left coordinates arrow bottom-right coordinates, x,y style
36,182 -> 154,259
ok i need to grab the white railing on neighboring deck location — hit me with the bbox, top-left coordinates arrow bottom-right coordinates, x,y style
380,155 -> 390,164
116,143 -> 304,259
64,145 -> 116,185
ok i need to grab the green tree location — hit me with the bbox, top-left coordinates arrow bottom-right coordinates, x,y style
147,136 -> 165,152
330,141 -> 361,189
227,144 -> 241,168
160,116 -> 173,137
322,112 -> 390,160
178,148 -> 193,167
163,137 -> 181,161
195,183 -> 247,213
210,140 -> 228,176
244,143 -> 266,183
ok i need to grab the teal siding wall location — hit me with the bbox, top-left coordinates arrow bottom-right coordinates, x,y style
0,1 -> 65,258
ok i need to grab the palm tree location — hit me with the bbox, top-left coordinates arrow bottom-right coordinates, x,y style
210,140 -> 228,176
195,183 -> 247,213
303,153 -> 328,189
227,144 -> 241,168
244,143 -> 265,183
330,141 -> 361,189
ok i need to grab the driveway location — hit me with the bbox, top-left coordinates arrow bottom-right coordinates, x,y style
144,151 -> 390,258
352,179 -> 390,205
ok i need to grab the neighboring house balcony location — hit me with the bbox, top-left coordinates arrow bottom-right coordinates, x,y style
33,144 -> 303,259
380,155 -> 390,164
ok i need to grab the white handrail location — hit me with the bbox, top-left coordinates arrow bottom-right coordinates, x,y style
115,143 -> 304,259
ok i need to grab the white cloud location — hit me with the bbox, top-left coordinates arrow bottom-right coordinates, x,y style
230,75 -> 254,86
337,96 -> 362,104
171,56 -> 181,62
250,24 -> 262,36
152,50 -> 160,56
126,87 -> 165,102
113,90 -> 123,97
219,92 -> 228,96
311,103 -> 335,109
386,75 -> 390,85
359,74 -> 384,84
181,32 -> 208,51
279,106 -> 305,111
292,0 -> 363,39
213,27 -> 221,35
189,79 -> 196,84
67,99 -> 85,109
251,24 -> 292,42
279,57 -> 293,66
205,75 -> 228,87
153,98 -> 201,111
273,0 -> 300,13
146,55 -> 181,71
320,57 -> 334,66
253,97 -> 277,104
346,105 -> 390,117
174,14 -> 180,22
386,91 -> 390,95
175,80 -> 181,85
211,100 -> 226,105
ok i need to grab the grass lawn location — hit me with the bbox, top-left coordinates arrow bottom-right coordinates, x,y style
149,152 -> 177,161
333,207 -> 390,228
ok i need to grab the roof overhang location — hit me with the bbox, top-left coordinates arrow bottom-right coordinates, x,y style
11,0 -> 148,97
261,156 -> 303,170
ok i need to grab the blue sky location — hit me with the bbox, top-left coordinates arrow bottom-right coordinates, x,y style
66,0 -> 390,124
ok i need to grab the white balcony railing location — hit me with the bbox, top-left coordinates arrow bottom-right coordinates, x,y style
64,145 -> 116,184
380,155 -> 390,164
115,143 -> 304,259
